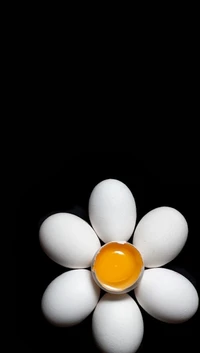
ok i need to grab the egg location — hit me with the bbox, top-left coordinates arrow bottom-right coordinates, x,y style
89,179 -> 137,243
39,213 -> 100,268
135,268 -> 199,323
133,206 -> 188,267
92,293 -> 144,353
41,269 -> 100,326
91,241 -> 144,294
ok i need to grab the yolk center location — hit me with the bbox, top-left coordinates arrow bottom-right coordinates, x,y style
92,242 -> 143,292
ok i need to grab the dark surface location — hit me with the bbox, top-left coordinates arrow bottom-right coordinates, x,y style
16,153 -> 199,352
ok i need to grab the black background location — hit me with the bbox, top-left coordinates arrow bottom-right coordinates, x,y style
16,151 -> 199,352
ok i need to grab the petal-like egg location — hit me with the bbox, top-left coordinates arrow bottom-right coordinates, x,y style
89,179 -> 137,243
39,213 -> 101,268
135,268 -> 199,323
92,293 -> 144,353
133,206 -> 188,267
41,269 -> 100,326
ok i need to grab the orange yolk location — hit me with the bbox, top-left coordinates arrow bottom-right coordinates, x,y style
92,242 -> 143,292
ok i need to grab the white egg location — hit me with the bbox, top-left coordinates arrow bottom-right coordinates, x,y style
92,293 -> 144,353
135,268 -> 199,323
39,213 -> 101,268
41,269 -> 100,326
133,206 -> 188,267
89,179 -> 137,243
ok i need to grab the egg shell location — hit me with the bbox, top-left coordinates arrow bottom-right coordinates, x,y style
135,268 -> 199,323
39,213 -> 101,268
41,269 -> 100,326
89,179 -> 137,243
133,206 -> 188,267
92,293 -> 144,353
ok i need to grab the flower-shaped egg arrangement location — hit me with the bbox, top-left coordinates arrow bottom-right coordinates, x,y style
39,179 -> 199,353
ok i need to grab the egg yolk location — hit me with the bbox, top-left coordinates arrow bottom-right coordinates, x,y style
92,242 -> 143,292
